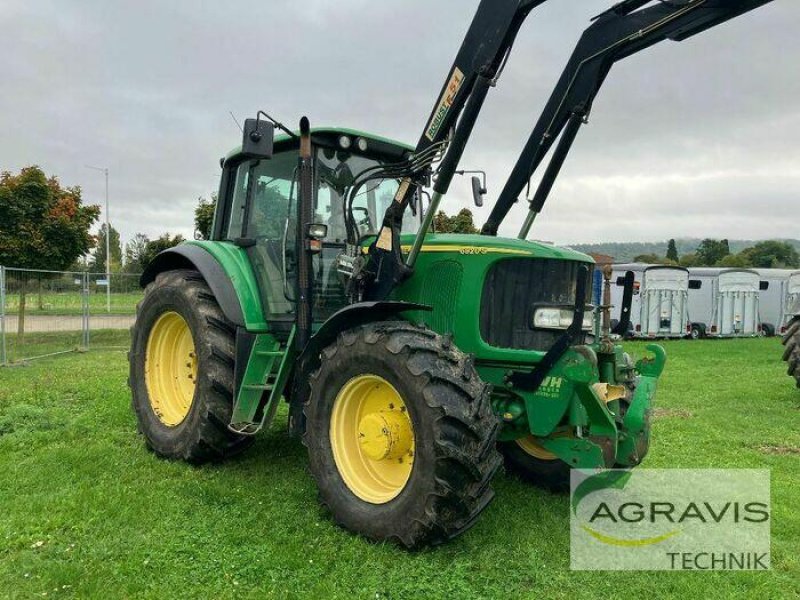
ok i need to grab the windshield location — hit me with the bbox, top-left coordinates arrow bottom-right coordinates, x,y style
315,147 -> 420,243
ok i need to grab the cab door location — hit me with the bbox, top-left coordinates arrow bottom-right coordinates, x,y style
221,152 -> 299,331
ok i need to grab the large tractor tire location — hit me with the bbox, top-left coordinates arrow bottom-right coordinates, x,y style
304,322 -> 502,548
129,269 -> 253,463
782,317 -> 800,388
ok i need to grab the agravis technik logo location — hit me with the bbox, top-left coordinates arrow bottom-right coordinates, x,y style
570,469 -> 770,570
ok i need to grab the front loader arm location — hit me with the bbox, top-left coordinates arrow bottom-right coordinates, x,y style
363,0 -> 550,299
482,0 -> 775,237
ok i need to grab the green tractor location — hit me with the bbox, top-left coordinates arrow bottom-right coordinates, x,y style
129,0 -> 771,547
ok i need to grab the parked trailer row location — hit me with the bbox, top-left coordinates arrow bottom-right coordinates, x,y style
608,264 -> 798,339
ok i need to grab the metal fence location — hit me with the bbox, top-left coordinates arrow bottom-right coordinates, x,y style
0,266 -> 142,365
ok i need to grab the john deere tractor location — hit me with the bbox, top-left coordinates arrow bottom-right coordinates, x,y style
129,0 -> 773,548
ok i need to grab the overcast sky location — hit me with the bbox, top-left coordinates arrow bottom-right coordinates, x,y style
1,0 -> 797,250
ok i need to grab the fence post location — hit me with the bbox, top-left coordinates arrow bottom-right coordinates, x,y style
0,265 -> 6,366
82,271 -> 90,351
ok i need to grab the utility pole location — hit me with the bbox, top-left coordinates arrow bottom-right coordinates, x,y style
86,165 -> 111,313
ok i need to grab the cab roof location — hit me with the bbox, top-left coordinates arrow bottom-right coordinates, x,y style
223,127 -> 414,164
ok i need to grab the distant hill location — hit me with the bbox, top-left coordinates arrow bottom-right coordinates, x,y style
568,239 -> 800,263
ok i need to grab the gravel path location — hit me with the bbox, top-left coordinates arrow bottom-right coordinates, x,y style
1,314 -> 135,333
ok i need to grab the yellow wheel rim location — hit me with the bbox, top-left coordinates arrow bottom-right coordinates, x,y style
330,375 -> 415,504
516,436 -> 558,460
144,311 -> 197,427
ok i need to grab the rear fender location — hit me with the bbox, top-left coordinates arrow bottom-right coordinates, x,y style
140,241 -> 268,331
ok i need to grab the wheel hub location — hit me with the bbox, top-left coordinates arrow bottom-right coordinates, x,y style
330,374 -> 415,504
358,411 -> 413,461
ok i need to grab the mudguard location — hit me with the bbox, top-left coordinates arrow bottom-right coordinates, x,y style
141,243 -> 252,328
287,300 -> 431,437
300,301 -> 431,368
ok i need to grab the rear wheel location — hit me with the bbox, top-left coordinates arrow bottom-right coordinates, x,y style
689,325 -> 703,340
782,317 -> 800,388
304,322 -> 502,548
129,269 -> 253,463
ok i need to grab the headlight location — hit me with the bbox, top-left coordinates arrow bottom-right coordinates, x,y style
533,307 -> 593,330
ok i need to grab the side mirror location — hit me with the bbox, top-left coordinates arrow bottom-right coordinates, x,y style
242,118 -> 274,159
471,176 -> 486,208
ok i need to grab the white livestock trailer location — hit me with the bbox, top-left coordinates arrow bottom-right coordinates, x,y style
686,268 -> 760,338
754,269 -> 800,336
610,264 -> 690,338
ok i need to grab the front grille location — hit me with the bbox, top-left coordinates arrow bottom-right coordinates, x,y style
480,258 -> 593,351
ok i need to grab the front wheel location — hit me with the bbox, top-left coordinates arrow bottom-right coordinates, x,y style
500,436 -> 571,491
304,322 -> 502,548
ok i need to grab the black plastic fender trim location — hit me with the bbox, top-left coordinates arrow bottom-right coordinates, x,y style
140,245 -> 246,327
300,301 -> 431,369
287,300 -> 431,438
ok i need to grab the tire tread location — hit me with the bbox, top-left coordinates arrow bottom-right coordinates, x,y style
304,321 -> 501,548
782,316 -> 800,389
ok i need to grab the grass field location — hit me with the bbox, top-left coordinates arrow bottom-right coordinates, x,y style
1,339 -> 798,598
2,330 -> 131,364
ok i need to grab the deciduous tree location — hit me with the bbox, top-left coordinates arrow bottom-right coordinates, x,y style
91,223 -> 122,273
695,238 -> 730,266
0,166 -> 100,337
431,208 -> 479,234
195,194 -> 217,240
140,234 -> 185,269
740,240 -> 800,268
124,233 -> 150,273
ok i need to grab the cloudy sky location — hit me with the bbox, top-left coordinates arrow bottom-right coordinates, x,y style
1,0 -> 797,250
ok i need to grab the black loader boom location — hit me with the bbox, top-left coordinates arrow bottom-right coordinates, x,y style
361,0 -> 774,301
361,0 -> 550,299
483,0 -> 774,237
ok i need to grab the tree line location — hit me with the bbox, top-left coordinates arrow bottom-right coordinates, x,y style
634,238 -> 800,269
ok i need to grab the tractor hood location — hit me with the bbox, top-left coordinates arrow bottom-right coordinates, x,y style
395,233 -> 593,263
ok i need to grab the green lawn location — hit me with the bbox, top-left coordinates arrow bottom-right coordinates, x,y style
0,339 -> 798,599
2,330 -> 131,364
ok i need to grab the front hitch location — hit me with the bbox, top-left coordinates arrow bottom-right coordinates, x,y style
616,343 -> 666,466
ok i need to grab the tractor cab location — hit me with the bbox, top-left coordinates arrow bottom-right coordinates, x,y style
213,128 -> 421,332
